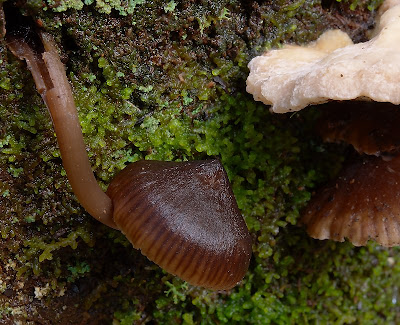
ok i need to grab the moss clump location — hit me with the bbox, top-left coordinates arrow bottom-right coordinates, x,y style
0,0 -> 393,323
336,0 -> 383,10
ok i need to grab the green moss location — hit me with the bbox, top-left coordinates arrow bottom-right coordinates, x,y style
113,299 -> 142,324
44,0 -> 147,15
164,1 -> 177,13
337,0 -> 384,10
0,0 -> 394,323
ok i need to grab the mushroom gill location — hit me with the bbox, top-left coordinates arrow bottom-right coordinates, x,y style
316,102 -> 400,157
246,0 -> 400,246
303,101 -> 400,246
4,6 -> 252,289
303,150 -> 400,247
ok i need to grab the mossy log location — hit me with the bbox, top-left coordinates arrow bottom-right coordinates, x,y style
2,1 -> 399,324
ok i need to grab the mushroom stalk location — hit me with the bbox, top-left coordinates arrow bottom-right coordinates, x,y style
7,33 -> 116,229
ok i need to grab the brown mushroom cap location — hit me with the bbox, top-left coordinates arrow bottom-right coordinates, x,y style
106,160 -> 252,290
302,153 -> 400,246
317,102 -> 400,156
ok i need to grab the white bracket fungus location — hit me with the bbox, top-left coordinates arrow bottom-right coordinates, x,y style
246,0 -> 400,113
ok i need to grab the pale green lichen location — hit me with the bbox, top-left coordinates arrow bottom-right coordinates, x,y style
45,0 -> 147,15
164,0 -> 177,13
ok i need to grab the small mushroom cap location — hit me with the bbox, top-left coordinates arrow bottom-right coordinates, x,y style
302,154 -> 400,247
106,160 -> 252,290
246,0 -> 400,113
317,102 -> 400,156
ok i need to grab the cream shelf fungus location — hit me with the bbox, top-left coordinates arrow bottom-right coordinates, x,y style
3,7 -> 252,290
246,0 -> 400,247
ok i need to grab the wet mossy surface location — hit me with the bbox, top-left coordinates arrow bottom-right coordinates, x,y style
1,0 -> 398,324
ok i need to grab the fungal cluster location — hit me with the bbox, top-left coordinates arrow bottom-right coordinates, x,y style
247,0 -> 400,246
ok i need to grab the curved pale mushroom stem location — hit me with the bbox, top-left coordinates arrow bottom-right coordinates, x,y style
6,33 -> 117,229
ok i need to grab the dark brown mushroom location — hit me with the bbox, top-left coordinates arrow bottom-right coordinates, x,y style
316,102 -> 400,156
303,153 -> 400,246
4,9 -> 252,289
107,160 -> 251,289
300,101 -> 400,247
